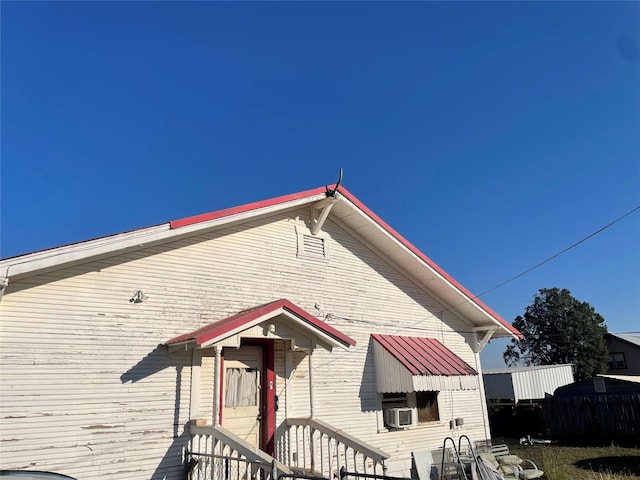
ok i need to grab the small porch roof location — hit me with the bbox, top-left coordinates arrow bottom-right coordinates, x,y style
164,298 -> 356,351
372,334 -> 479,392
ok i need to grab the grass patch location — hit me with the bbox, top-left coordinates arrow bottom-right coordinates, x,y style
508,444 -> 640,480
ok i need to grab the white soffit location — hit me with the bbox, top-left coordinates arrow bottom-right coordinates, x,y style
0,192 -> 328,280
331,197 -> 510,335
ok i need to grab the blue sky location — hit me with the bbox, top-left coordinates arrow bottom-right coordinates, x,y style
2,1 -> 639,367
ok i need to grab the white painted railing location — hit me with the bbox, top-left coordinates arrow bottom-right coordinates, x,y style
285,417 -> 390,478
188,419 -> 390,480
188,425 -> 291,480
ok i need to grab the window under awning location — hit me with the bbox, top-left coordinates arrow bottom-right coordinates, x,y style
372,334 -> 479,392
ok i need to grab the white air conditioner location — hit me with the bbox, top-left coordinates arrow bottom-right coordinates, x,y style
384,407 -> 413,429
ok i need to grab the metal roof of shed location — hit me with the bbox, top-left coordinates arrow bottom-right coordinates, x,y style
483,364 -> 575,402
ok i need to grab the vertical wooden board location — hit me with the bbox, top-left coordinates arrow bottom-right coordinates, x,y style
200,353 -> 215,421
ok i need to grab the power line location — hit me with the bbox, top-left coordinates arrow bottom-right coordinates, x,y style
301,206 -> 640,372
450,204 -> 640,311
319,205 -> 640,338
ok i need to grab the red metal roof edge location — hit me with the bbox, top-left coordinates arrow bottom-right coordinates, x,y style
3,184 -> 519,342
167,184 -> 518,339
165,300 -> 281,345
371,333 -> 478,376
169,186 -> 329,229
337,187 -> 522,339
1,187 -> 328,261
165,298 -> 356,348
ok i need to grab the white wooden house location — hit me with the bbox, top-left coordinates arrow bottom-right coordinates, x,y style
0,185 -> 521,480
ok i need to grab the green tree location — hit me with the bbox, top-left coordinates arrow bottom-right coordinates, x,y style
504,287 -> 609,381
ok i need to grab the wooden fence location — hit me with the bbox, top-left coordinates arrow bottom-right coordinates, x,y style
545,393 -> 640,441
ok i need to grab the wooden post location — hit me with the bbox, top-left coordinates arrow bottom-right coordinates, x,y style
213,346 -> 222,427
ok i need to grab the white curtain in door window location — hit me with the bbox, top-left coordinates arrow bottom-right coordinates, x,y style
225,368 -> 257,407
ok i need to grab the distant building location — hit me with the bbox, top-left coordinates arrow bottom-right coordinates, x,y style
482,364 -> 575,438
483,364 -> 575,404
605,333 -> 640,375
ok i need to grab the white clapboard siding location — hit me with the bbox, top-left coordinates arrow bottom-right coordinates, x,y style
200,353 -> 215,420
1,206 -> 492,478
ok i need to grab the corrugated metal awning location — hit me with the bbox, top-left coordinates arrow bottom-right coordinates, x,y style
372,334 -> 479,392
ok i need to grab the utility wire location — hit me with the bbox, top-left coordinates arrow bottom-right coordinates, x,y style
316,205 -> 640,340
302,206 -> 640,372
445,204 -> 640,314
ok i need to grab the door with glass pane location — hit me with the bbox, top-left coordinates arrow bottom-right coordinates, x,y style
222,346 -> 263,448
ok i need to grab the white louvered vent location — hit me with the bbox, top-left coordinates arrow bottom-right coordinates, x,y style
302,235 -> 326,257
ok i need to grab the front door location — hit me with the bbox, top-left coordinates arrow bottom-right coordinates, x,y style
222,346 -> 263,448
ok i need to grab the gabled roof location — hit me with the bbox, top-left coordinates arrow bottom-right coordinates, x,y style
165,298 -> 355,350
0,185 -> 521,339
605,333 -> 640,348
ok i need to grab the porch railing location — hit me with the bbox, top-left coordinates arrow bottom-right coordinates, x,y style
188,425 -> 292,480
285,418 -> 390,478
188,419 -> 390,480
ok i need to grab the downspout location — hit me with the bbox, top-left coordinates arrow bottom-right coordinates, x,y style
474,346 -> 491,441
213,345 -> 222,427
308,342 -> 316,474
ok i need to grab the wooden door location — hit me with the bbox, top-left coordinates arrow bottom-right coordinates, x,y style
222,346 -> 263,448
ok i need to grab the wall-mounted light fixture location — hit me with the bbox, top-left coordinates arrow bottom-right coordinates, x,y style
129,290 -> 148,303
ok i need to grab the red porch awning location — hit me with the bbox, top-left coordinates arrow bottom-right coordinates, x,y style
165,299 -> 356,350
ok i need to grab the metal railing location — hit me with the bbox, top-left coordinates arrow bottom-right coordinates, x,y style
339,467 -> 415,480
278,474 -> 329,480
285,418 -> 390,478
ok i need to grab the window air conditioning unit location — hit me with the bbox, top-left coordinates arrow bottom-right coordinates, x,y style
384,407 -> 413,428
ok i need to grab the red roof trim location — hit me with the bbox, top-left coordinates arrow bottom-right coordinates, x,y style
165,298 -> 356,347
372,334 -> 477,376
166,184 -> 519,338
337,187 -> 522,339
170,186 -> 329,229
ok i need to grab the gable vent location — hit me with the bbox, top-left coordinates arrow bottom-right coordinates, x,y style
303,235 -> 326,257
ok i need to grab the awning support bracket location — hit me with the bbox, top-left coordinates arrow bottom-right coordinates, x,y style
473,328 -> 497,353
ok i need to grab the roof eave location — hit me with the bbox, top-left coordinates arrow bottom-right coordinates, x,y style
165,299 -> 355,351
0,187 -> 329,281
335,188 -> 522,340
0,184 -> 521,341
